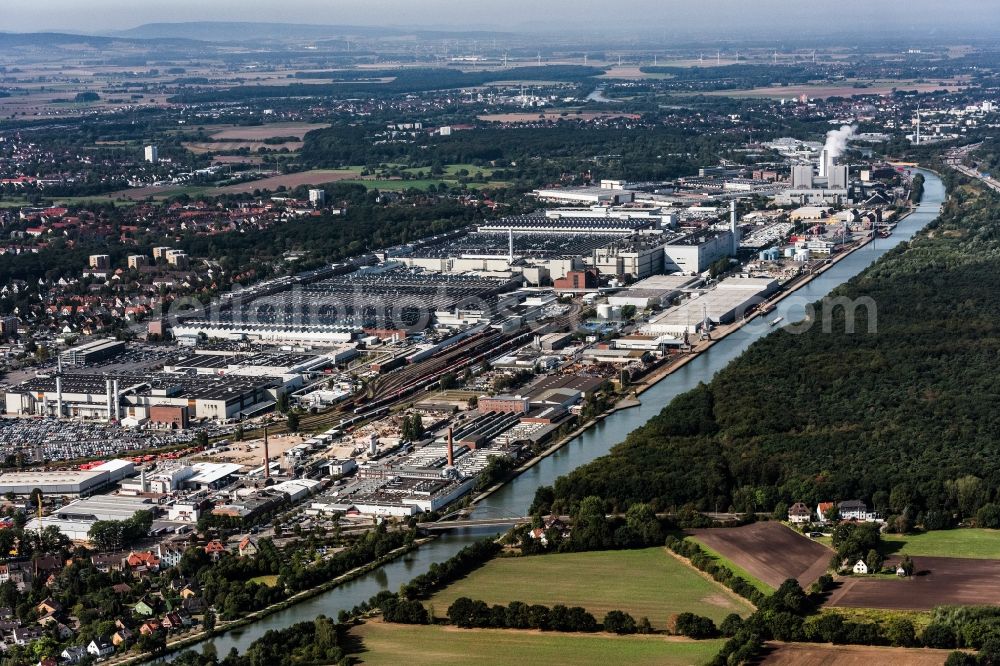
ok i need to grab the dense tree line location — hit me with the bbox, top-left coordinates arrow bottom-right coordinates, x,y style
535,179 -> 1000,529
446,597 -> 598,632
171,616 -> 347,666
398,538 -> 500,600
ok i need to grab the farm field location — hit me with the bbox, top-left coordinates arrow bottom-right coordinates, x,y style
760,641 -> 951,665
882,529 -> 1000,558
429,547 -> 753,627
107,168 -> 362,200
348,621 -> 725,666
182,122 -> 330,154
825,555 -> 1000,611
688,522 -> 832,589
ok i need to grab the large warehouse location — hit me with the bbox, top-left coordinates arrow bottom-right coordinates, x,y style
0,459 -> 135,496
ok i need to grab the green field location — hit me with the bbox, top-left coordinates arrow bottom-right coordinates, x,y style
349,621 -> 725,666
882,529 -> 1000,559
249,574 -> 279,587
429,547 -> 753,628
686,538 -> 774,595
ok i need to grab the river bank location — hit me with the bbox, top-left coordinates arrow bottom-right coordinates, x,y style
142,537 -> 434,664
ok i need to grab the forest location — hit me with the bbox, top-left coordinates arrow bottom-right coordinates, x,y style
301,124 -> 734,182
168,65 -> 604,103
534,176 -> 1000,530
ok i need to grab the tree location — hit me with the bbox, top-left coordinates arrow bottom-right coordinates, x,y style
203,609 -> 216,632
866,548 -> 884,574
885,617 -> 916,647
624,502 -> 662,546
286,412 -> 300,432
899,554 -> 915,577
603,610 -> 637,634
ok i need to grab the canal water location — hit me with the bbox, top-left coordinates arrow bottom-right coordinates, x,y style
168,170 -> 945,660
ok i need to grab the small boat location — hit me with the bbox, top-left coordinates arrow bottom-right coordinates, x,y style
761,304 -> 776,315
769,317 -> 784,327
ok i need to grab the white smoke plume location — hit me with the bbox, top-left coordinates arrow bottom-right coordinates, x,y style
824,125 -> 856,160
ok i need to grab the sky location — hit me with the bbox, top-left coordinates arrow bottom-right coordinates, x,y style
4,0 -> 999,35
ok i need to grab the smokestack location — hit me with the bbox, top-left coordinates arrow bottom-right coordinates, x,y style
113,379 -> 120,421
447,427 -> 454,467
819,148 -> 830,179
55,375 -> 63,418
508,228 -> 514,263
729,201 -> 740,256
263,426 -> 270,479
106,379 -> 114,423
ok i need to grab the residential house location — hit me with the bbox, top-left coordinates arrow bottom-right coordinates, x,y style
157,543 -> 185,568
161,612 -> 184,631
12,626 -> 44,645
787,502 -> 812,525
60,647 -> 87,664
179,585 -> 199,600
36,598 -> 62,615
238,536 -> 259,558
852,560 -> 869,575
133,598 -> 155,617
0,561 -> 34,591
204,539 -> 226,561
112,626 -> 133,646
838,500 -> 871,521
139,620 -> 161,635
87,637 -> 114,658
38,657 -> 58,666
181,595 -> 205,614
126,550 -> 160,573
527,516 -> 572,546
816,502 -> 836,524
91,553 -> 125,573
111,583 -> 132,595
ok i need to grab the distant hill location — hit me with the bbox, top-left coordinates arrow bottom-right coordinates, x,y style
0,31 -> 201,48
112,21 -> 512,43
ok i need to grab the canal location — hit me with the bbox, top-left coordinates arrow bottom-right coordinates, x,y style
168,169 -> 945,660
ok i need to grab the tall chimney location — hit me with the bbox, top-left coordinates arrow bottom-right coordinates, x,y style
106,379 -> 114,423
55,375 -> 63,418
263,426 -> 270,479
730,201 -> 740,256
112,379 -> 120,421
446,427 -> 454,467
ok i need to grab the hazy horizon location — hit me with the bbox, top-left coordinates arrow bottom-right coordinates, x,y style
5,0 -> 1000,37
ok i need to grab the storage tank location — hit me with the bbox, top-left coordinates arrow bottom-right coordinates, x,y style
783,247 -> 795,258
611,305 -> 623,320
794,249 -> 810,262
596,304 -> 613,319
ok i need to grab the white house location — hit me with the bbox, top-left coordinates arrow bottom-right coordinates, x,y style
87,638 -> 114,658
852,559 -> 869,575
838,499 -> 873,521
787,502 -> 812,525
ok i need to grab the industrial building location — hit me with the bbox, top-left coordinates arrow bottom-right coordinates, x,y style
58,338 -> 126,367
0,459 -> 134,497
642,277 -> 779,337
5,372 -> 280,422
26,494 -> 155,541
663,231 -> 735,274
607,274 -> 700,309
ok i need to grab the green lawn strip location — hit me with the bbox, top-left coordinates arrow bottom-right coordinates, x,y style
685,537 -> 775,596
882,529 -> 1000,559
